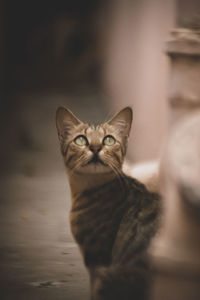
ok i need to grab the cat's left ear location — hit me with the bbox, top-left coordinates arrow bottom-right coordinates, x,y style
107,107 -> 133,139
56,106 -> 81,142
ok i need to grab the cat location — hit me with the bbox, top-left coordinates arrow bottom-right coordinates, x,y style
56,106 -> 160,300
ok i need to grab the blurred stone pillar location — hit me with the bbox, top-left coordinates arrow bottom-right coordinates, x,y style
167,0 -> 200,129
150,1 -> 200,299
150,113 -> 200,300
104,0 -> 175,162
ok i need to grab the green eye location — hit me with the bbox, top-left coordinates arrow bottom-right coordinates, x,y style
103,135 -> 115,146
74,135 -> 88,146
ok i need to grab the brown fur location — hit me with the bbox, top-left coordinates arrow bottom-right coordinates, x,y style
56,106 -> 160,300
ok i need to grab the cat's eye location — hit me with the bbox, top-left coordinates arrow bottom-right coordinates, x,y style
103,135 -> 115,146
74,135 -> 88,146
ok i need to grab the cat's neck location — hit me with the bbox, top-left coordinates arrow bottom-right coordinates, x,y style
67,170 -> 117,199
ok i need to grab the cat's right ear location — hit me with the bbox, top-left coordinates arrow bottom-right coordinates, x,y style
56,107 -> 81,143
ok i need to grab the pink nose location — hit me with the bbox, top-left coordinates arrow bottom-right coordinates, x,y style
89,145 -> 102,153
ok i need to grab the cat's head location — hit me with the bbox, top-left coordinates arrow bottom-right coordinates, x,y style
56,107 -> 132,174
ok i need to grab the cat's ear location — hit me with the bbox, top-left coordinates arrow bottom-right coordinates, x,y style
107,107 -> 133,138
56,107 -> 81,142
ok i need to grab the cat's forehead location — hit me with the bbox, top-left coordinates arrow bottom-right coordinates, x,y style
86,125 -> 105,136
84,125 -> 106,144
73,123 -> 112,140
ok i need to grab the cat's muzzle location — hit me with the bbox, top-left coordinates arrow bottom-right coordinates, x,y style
87,154 -> 106,166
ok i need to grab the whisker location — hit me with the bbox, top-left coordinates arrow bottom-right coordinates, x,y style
70,155 -> 91,175
103,155 -> 126,192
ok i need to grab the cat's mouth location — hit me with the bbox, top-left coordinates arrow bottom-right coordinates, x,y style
87,154 -> 106,166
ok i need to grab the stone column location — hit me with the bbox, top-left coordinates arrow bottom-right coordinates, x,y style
150,1 -> 200,299
150,112 -> 200,300
104,0 -> 174,162
167,28 -> 200,128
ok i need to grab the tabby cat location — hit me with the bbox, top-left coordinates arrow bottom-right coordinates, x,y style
56,106 -> 160,300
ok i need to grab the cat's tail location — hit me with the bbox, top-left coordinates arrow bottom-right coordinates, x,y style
91,260 -> 149,300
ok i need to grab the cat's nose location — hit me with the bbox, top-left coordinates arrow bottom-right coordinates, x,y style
89,145 -> 102,153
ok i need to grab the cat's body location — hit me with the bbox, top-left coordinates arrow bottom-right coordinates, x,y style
70,173 -> 160,300
56,107 -> 160,300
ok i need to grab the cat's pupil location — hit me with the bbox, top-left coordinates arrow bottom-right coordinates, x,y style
103,135 -> 115,146
74,135 -> 88,146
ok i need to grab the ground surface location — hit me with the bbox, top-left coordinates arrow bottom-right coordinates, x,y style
0,93 -> 107,300
0,172 -> 90,300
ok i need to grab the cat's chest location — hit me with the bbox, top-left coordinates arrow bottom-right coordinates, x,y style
70,187 -> 129,266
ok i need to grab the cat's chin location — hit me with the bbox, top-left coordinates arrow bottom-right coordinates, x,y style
77,163 -> 112,174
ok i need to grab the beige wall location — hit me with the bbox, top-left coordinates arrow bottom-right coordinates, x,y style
104,0 -> 175,162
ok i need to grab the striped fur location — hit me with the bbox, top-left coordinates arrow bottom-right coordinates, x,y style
70,175 -> 160,300
56,106 -> 161,300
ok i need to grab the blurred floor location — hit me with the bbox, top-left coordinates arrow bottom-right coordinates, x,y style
0,92 -> 108,300
0,173 -> 89,300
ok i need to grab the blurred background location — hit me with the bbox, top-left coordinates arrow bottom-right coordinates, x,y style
1,0 -> 195,299
1,0 -> 175,172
